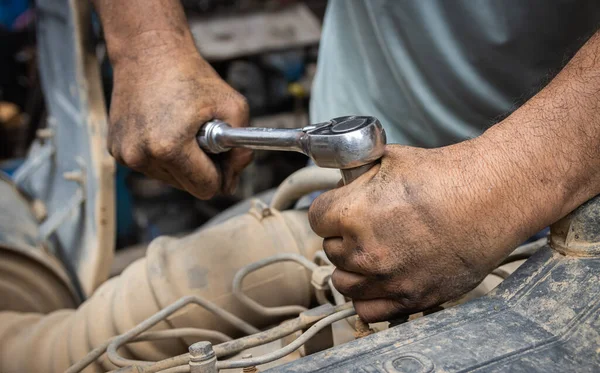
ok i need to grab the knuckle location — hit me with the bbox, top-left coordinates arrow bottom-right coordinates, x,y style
147,135 -> 179,162
107,141 -> 118,159
232,93 -> 249,115
119,146 -> 147,169
337,199 -> 361,232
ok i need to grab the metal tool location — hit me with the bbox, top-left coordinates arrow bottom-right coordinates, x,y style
197,116 -> 387,184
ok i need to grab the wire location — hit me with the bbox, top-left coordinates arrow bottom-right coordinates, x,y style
100,296 -> 258,369
216,308 -> 356,369
232,253 -> 318,318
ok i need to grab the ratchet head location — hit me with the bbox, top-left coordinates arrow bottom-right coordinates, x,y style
303,116 -> 386,170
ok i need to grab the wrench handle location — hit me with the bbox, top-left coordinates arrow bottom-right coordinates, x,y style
197,120 -> 305,154
340,162 -> 377,185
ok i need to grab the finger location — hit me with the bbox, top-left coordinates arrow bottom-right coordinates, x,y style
222,147 -> 253,195
323,237 -> 365,273
216,90 -> 250,128
322,237 -> 346,268
308,189 -> 345,237
324,236 -> 388,276
169,140 -> 221,200
330,268 -> 387,300
138,164 -> 182,189
110,136 -> 183,189
353,298 -> 408,323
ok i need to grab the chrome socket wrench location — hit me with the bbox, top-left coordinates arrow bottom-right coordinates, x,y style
197,116 -> 387,184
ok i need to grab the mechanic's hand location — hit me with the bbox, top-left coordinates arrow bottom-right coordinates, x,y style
309,144 -> 539,322
108,50 -> 252,199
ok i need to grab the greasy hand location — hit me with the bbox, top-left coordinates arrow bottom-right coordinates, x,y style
309,144 -> 538,322
108,50 -> 252,199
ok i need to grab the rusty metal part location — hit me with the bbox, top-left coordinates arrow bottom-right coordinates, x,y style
269,167 -> 340,210
0,205 -> 322,373
0,177 -> 78,312
241,354 -> 258,373
353,317 -> 375,338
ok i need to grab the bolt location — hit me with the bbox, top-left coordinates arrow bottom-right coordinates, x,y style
189,341 -> 215,362
241,354 -> 258,373
188,341 -> 218,373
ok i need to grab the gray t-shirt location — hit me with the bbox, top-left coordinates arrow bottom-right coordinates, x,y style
310,0 -> 600,147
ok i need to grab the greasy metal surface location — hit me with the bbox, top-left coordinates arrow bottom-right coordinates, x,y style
16,0 -> 115,295
0,178 -> 78,312
0,206 -> 321,373
198,116 -> 387,170
270,199 -> 600,372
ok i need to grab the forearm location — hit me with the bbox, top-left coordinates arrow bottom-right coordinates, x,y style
474,30 -> 600,239
92,0 -> 200,68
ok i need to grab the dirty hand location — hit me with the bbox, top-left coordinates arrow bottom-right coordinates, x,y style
108,51 -> 252,199
308,143 -> 545,322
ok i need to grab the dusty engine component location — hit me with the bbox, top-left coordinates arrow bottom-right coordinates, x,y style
0,161 -> 561,373
273,196 -> 600,373
270,166 -> 341,211
0,176 -> 78,312
0,200 -> 322,373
